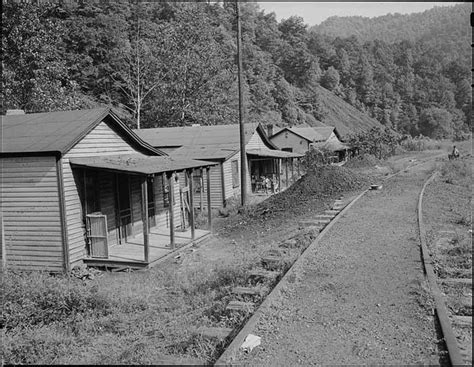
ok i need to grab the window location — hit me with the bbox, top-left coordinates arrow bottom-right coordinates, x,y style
193,170 -> 203,193
282,148 -> 293,152
231,160 -> 239,188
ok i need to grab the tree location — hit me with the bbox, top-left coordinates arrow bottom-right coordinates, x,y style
320,67 -> 340,91
418,107 -> 453,139
1,2 -> 93,112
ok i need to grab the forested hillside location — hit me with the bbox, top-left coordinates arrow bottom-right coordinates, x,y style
1,1 -> 470,139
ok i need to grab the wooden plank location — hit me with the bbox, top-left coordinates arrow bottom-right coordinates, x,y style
1,214 -> 5,269
206,167 -> 212,229
193,326 -> 233,340
441,278 -> 472,285
141,176 -> 149,263
232,286 -> 262,296
169,173 -> 175,249
188,170 -> 195,240
226,301 -> 254,311
248,268 -> 279,280
453,316 -> 472,327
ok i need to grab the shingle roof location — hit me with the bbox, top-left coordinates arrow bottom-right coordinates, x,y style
69,154 -> 216,175
271,125 -> 339,143
1,108 -> 162,156
134,124 -> 255,148
134,124 -> 277,160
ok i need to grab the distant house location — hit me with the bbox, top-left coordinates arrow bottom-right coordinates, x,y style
270,125 -> 352,161
134,124 -> 303,208
0,108 -> 215,272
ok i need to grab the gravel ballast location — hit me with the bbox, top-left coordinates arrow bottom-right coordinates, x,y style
233,162 -> 443,365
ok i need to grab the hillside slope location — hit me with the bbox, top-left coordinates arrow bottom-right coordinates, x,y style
312,85 -> 383,138
311,3 -> 469,52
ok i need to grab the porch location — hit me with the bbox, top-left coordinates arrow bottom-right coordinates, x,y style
83,226 -> 211,269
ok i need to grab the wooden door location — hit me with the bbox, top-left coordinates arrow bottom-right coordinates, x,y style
117,174 -> 132,243
86,214 -> 108,258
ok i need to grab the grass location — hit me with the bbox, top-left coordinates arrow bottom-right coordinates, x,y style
1,222 -> 321,364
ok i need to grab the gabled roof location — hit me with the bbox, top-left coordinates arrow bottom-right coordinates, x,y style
270,125 -> 341,143
313,126 -> 342,141
1,108 -> 164,156
134,123 -> 277,161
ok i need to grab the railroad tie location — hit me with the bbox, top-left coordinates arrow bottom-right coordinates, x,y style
226,300 -> 254,312
193,326 -> 233,340
441,278 -> 472,286
452,315 -> 472,328
324,209 -> 340,216
248,268 -> 279,280
232,286 -> 262,296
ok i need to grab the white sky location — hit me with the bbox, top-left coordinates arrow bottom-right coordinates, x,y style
257,2 -> 463,26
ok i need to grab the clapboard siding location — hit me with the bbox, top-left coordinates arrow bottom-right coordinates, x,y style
246,131 -> 268,150
270,131 -> 309,155
151,173 -> 181,231
0,156 -> 63,271
62,120 -> 141,264
223,150 -> 251,199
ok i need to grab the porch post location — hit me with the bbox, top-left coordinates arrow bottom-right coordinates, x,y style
206,167 -> 212,230
297,158 -> 300,178
141,176 -> 149,263
200,168 -> 204,211
168,172 -> 175,249
188,169 -> 195,240
277,159 -> 281,192
285,158 -> 289,189
291,158 -> 294,184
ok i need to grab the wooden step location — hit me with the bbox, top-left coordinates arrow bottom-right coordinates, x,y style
248,269 -> 279,280
441,278 -> 472,286
453,315 -> 472,328
232,286 -> 262,296
226,301 -> 254,312
193,326 -> 233,340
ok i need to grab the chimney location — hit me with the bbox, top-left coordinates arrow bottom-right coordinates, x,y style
267,124 -> 273,137
6,109 -> 25,115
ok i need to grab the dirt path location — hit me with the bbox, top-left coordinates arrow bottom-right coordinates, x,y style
234,161 -> 443,365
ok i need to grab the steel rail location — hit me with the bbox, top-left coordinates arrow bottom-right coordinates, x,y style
417,171 -> 465,366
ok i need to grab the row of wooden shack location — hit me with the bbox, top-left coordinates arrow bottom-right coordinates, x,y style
1,107 -> 350,272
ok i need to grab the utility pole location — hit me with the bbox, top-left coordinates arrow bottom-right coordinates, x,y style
236,0 -> 247,206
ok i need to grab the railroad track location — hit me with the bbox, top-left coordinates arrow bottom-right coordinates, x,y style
210,154 -> 454,365
417,171 -> 472,366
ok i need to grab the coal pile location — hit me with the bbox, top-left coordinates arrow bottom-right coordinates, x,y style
256,165 -> 370,214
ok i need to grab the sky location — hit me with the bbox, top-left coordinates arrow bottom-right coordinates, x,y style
257,2 -> 463,27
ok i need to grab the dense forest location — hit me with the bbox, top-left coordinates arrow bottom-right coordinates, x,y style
1,1 -> 471,139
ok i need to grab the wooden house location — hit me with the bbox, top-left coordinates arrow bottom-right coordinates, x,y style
134,124 -> 303,208
0,108 -> 215,272
270,125 -> 351,161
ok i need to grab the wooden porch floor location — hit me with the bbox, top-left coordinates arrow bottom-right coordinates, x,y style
83,226 -> 210,269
